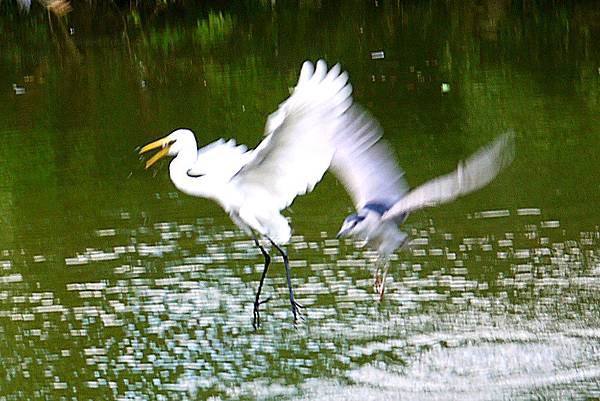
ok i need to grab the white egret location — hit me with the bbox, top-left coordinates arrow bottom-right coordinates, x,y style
139,60 -> 353,328
333,110 -> 515,299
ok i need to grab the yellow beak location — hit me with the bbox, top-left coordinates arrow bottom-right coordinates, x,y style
139,137 -> 173,169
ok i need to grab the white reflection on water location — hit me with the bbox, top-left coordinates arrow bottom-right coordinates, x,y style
1,206 -> 599,400
235,317 -> 600,400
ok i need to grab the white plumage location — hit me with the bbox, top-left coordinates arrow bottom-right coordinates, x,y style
331,106 -> 410,211
187,138 -> 249,178
140,58 -> 515,316
139,60 -> 353,327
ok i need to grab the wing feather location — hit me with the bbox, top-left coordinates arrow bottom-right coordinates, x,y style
231,60 -> 354,211
187,138 -> 250,178
329,105 -> 409,210
382,131 -> 515,220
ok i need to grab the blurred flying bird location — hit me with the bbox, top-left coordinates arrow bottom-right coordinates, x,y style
139,60 -> 353,328
332,114 -> 515,299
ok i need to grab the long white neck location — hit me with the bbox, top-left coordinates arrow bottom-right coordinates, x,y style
168,147 -> 233,209
168,145 -> 211,198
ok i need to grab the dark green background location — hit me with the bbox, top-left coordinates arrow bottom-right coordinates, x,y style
0,1 -> 599,400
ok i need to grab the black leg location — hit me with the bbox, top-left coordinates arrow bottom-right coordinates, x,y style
269,239 -> 303,324
252,236 -> 271,330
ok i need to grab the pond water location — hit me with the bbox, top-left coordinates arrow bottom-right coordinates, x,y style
1,1 -> 599,400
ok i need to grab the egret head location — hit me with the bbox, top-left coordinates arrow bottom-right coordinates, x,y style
139,129 -> 196,168
336,213 -> 367,239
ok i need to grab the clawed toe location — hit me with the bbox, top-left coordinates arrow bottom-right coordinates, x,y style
373,260 -> 389,302
253,297 -> 271,330
374,278 -> 386,301
291,300 -> 304,324
252,309 -> 260,330
373,276 -> 381,292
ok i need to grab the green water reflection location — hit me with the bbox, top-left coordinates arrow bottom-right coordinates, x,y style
0,1 -> 599,400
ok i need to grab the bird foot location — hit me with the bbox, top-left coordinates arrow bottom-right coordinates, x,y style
377,285 -> 386,302
252,296 -> 272,330
291,300 -> 304,325
373,273 -> 386,302
373,273 -> 381,292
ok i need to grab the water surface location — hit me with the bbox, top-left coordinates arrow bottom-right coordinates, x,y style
1,1 -> 599,400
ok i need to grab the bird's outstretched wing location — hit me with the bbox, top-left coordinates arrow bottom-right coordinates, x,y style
231,60 -> 353,210
329,105 -> 409,211
187,138 -> 250,178
382,131 -> 515,221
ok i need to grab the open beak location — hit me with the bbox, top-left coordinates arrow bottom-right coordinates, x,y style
139,137 -> 173,169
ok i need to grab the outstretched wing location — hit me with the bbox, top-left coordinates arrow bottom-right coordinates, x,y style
329,105 -> 409,211
382,131 -> 515,220
231,60 -> 353,210
187,138 -> 250,178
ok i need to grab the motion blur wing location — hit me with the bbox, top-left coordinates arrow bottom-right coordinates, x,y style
329,105 -> 409,212
383,132 -> 515,220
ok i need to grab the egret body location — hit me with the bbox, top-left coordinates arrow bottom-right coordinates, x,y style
140,60 -> 353,327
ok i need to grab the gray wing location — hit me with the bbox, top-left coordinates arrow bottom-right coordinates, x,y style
329,105 -> 409,211
382,131 -> 515,220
